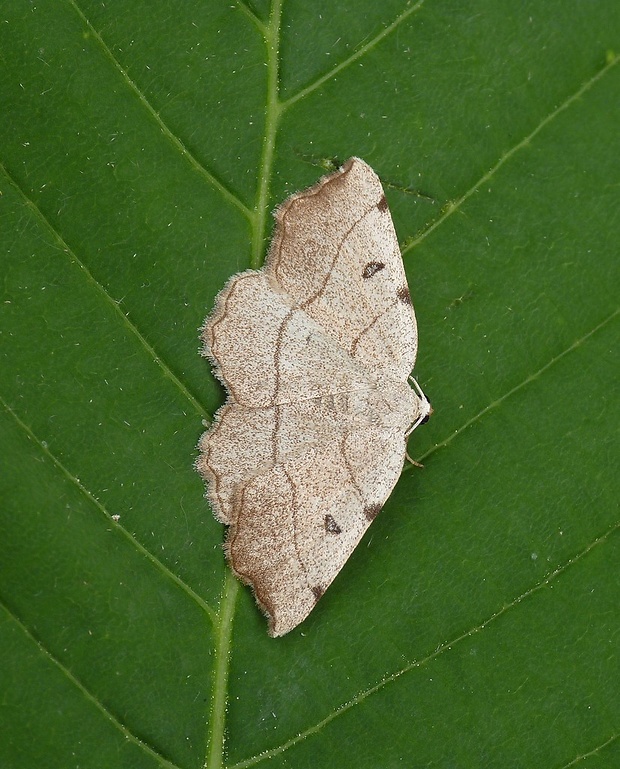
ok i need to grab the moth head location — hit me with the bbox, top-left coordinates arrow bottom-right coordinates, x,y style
406,377 -> 432,436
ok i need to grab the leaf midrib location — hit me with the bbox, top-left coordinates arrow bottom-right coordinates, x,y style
3,3 -> 618,769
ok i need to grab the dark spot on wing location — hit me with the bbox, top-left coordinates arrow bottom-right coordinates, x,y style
311,585 -> 325,602
364,503 -> 382,521
377,195 -> 389,212
362,261 -> 385,279
324,514 -> 342,534
397,286 -> 412,305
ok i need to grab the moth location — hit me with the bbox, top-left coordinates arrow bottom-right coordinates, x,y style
197,158 -> 431,636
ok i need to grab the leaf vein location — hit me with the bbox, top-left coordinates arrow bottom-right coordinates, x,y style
0,598 -> 183,769
68,0 -> 253,220
558,731 -> 619,768
414,307 -> 620,464
251,0 -> 284,267
230,520 -> 620,768
236,0 -> 266,32
206,4 -> 285,768
402,52 -> 620,255
0,161 -> 212,424
205,572 -> 240,769
281,0 -> 427,111
0,394 -> 218,627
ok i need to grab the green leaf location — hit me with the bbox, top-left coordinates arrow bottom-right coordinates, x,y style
1,1 -> 618,768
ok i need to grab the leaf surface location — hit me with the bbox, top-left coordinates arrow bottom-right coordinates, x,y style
1,1 -> 619,768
